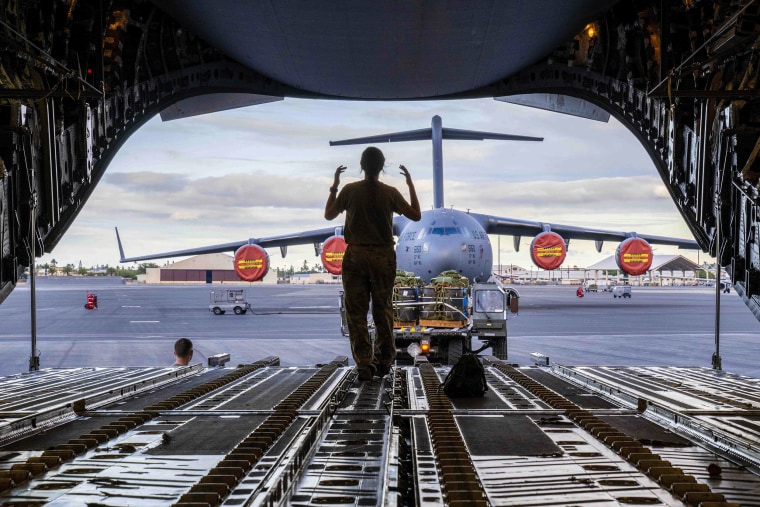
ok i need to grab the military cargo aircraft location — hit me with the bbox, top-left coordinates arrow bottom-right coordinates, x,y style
117,115 -> 699,282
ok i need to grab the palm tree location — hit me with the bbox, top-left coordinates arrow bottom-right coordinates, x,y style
50,259 -> 58,276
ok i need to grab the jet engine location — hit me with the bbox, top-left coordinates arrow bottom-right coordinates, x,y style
616,237 -> 653,276
234,244 -> 270,281
320,235 -> 347,275
530,231 -> 567,270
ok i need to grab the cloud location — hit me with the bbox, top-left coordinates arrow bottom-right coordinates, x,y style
40,97 -> 704,269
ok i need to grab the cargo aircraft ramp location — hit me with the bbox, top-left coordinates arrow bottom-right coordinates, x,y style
2,358 -> 760,506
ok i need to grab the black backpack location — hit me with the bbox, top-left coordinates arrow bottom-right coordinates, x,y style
441,353 -> 488,397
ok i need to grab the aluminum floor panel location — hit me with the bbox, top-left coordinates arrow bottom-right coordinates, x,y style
2,364 -> 760,505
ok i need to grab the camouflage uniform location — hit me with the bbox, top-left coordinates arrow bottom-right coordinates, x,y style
333,179 -> 409,378
342,245 -> 397,377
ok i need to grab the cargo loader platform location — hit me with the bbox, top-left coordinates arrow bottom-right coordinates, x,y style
2,358 -> 760,506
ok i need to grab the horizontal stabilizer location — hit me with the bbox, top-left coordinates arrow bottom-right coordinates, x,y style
441,128 -> 542,142
330,128 -> 432,146
330,127 -> 542,145
495,94 -> 610,122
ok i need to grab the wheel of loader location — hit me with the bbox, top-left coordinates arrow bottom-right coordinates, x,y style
213,307 -> 225,315
491,337 -> 507,360
443,337 -> 463,365
234,306 -> 245,315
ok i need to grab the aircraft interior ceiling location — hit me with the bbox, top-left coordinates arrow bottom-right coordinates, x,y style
1,0 -> 760,321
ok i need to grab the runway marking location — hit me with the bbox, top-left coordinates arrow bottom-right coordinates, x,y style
122,305 -> 142,308
291,306 -> 336,309
130,320 -> 160,323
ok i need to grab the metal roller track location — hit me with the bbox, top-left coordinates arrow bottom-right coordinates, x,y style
553,365 -> 760,474
0,365 -> 205,444
3,360 -> 760,505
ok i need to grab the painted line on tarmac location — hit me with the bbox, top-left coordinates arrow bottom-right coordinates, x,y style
122,305 -> 142,308
130,320 -> 160,323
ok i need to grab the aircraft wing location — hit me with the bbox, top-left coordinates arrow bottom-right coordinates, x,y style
467,213 -> 701,250
116,226 -> 340,263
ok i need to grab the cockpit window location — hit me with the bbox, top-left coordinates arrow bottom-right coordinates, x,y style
475,290 -> 504,312
429,227 -> 461,236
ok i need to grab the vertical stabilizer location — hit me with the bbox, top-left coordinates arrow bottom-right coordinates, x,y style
329,117 -> 542,210
431,116 -> 444,208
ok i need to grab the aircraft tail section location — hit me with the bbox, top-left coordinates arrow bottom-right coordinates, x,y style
330,115 -> 542,209
328,125 -> 543,146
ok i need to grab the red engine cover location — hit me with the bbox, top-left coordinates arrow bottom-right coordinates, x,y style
530,231 -> 567,270
616,238 -> 653,275
234,244 -> 270,281
321,235 -> 347,275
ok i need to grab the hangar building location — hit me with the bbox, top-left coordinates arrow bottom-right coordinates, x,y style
586,254 -> 705,285
142,253 -> 277,284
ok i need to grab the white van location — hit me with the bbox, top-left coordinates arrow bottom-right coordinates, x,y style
612,286 -> 632,298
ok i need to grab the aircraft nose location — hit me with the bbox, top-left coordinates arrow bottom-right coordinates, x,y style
427,247 -> 462,278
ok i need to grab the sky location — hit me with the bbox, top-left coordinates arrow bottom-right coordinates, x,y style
38,97 -> 707,272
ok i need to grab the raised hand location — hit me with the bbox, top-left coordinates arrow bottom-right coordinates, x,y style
399,164 -> 413,185
333,165 -> 347,187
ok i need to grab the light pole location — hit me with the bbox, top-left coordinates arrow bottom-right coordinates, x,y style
713,202 -> 722,371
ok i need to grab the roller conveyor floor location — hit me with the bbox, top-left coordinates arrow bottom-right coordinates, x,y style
1,357 -> 760,506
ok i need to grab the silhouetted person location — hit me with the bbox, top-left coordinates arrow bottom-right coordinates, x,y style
478,291 -> 504,312
325,147 -> 421,381
173,337 -> 194,366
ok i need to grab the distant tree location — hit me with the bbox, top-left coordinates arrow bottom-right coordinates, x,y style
697,269 -> 715,279
301,259 -> 310,272
136,262 -> 159,275
40,263 -> 50,276
50,259 -> 58,275
62,263 -> 74,276
77,265 -> 88,276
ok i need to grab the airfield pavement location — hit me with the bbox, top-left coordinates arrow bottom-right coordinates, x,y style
0,276 -> 758,378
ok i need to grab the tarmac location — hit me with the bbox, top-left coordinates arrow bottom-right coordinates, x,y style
1,276 -> 758,378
